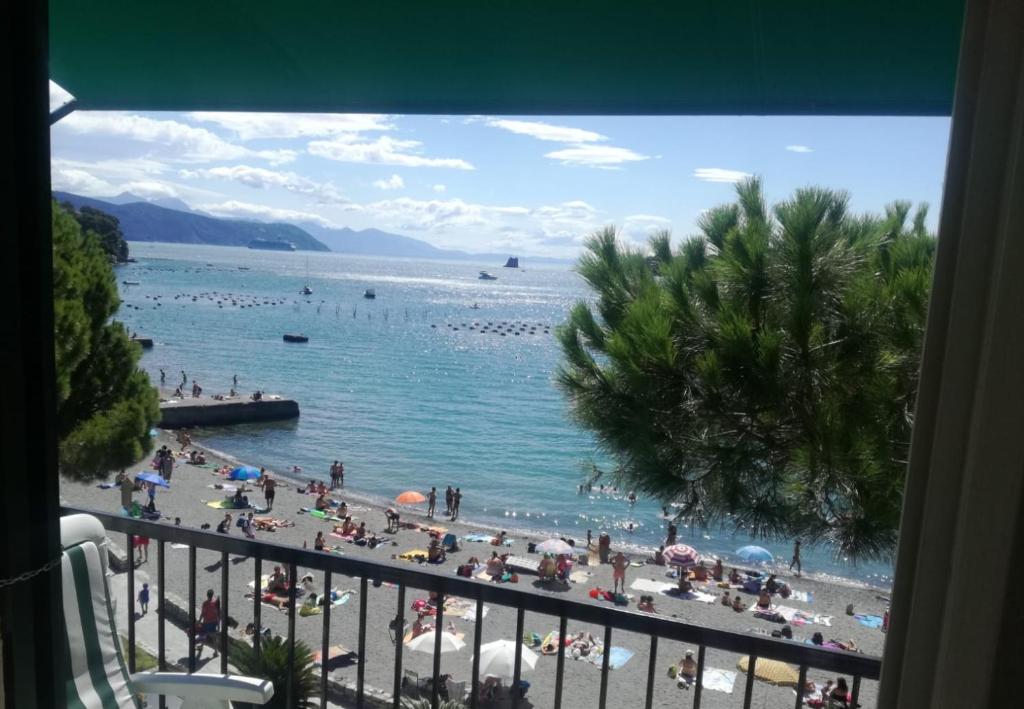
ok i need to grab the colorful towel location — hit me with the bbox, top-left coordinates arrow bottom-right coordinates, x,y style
205,499 -> 251,510
587,646 -> 634,670
855,613 -> 884,628
398,549 -> 429,561
702,668 -> 737,694
792,610 -> 833,626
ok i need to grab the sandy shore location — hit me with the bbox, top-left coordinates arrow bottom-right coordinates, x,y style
60,431 -> 887,708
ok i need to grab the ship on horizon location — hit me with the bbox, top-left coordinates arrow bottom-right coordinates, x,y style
248,238 -> 296,252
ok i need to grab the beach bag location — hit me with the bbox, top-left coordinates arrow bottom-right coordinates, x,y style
589,588 -> 601,599
527,542 -> 537,554
458,564 -> 473,577
510,574 -> 519,583
667,665 -> 678,679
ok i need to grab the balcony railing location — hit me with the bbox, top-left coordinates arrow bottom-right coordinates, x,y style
64,505 -> 881,709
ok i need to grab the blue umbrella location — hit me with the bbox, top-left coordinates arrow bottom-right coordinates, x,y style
735,545 -> 774,563
228,465 -> 261,481
135,471 -> 170,488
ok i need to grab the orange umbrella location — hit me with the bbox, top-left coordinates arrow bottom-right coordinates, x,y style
395,491 -> 426,505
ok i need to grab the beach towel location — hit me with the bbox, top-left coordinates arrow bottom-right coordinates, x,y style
569,570 -> 592,584
684,590 -> 718,604
587,647 -> 634,670
463,533 -> 492,543
330,532 -> 356,542
789,590 -> 813,603
398,549 -> 429,561
792,610 -> 832,627
855,613 -> 884,629
701,668 -> 737,694
205,499 -> 251,510
630,579 -> 675,594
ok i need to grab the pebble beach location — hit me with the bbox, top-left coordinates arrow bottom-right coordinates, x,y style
61,431 -> 889,708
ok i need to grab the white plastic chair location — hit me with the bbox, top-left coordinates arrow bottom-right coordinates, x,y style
61,513 -> 274,708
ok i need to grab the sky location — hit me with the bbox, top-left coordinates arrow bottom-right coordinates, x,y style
49,83 -> 952,259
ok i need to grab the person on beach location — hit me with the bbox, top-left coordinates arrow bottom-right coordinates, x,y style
314,531 -> 326,551
666,521 -> 677,546
133,534 -> 150,564
651,545 -> 666,565
337,461 -> 344,487
611,551 -> 627,593
411,612 -> 432,639
159,369 -> 166,385
385,507 -> 400,533
198,589 -> 221,657
181,370 -> 187,387
765,574 -> 779,594
829,678 -> 850,707
712,558 -> 724,581
491,531 -> 507,546
444,486 -> 454,516
598,532 -> 611,563
268,566 -> 288,594
138,583 -> 150,615
173,385 -> 184,397
586,529 -> 593,549
240,512 -> 256,539
790,539 -> 802,576
329,461 -> 339,490
216,513 -> 232,534
233,373 -> 238,388
451,488 -> 462,520
427,487 -> 437,518
263,474 -> 276,510
161,450 -> 175,481
486,552 -> 505,580
637,595 -> 656,613
353,522 -> 366,541
721,590 -> 731,606
315,492 -> 329,512
145,482 -> 157,513
757,588 -> 772,609
732,595 -> 746,612
729,567 -> 742,584
678,651 -> 698,689
117,470 -> 133,512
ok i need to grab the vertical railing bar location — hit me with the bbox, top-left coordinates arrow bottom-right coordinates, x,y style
126,532 -> 136,673
220,551 -> 229,674
851,675 -> 862,707
643,635 -> 658,709
188,546 -> 196,673
320,569 -> 332,709
511,606 -> 525,709
157,539 -> 166,709
553,614 -> 568,709
693,644 -> 706,709
286,563 -> 298,708
469,597 -> 483,709
392,584 -> 407,709
357,577 -> 368,708
794,665 -> 808,709
252,557 -> 262,655
598,625 -> 612,709
743,655 -> 757,709
431,593 -> 445,709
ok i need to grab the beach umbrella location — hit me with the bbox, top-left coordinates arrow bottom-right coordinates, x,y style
663,544 -> 701,568
536,538 -> 573,556
228,465 -> 261,481
134,471 -> 169,488
406,630 -> 466,655
736,656 -> 800,686
395,490 -> 426,505
473,640 -> 538,680
736,545 -> 774,563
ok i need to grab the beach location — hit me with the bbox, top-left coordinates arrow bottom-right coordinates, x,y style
61,431 -> 888,708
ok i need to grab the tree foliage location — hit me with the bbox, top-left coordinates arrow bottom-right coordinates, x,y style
557,178 -> 935,561
62,202 -> 130,263
53,201 -> 158,480
231,635 -> 318,708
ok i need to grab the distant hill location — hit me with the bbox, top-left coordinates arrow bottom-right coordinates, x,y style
300,222 -> 570,265
53,192 -> 330,252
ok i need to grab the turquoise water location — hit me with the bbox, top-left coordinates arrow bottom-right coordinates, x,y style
119,242 -> 894,589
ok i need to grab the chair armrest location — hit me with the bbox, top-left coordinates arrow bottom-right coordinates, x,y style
130,671 -> 274,704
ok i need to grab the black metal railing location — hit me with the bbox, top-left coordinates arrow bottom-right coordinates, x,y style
65,506 -> 881,709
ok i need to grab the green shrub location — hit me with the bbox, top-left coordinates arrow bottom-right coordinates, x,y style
230,636 -> 318,708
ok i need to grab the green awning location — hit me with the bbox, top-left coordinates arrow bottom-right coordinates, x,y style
49,0 -> 966,116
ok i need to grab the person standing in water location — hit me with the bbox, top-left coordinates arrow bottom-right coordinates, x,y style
159,369 -> 166,385
789,540 -> 802,576
451,488 -> 462,520
427,487 -> 437,518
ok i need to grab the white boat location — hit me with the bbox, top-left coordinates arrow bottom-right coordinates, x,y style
364,288 -> 376,299
478,271 -> 498,280
299,258 -> 313,295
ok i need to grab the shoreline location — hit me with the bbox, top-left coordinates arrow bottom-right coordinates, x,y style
190,434 -> 892,595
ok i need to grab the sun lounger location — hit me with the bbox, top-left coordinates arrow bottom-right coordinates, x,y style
504,556 -> 539,573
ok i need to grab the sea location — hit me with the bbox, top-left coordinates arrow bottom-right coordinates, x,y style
117,242 -> 894,590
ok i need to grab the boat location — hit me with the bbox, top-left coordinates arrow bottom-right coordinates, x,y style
248,238 -> 296,251
363,288 -> 376,299
282,334 -> 309,343
122,280 -> 140,286
503,256 -> 519,268
470,303 -> 480,310
300,258 -> 313,295
478,271 -> 498,280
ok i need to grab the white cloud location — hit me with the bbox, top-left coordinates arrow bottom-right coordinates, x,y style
180,165 -> 352,205
785,145 -> 814,153
432,184 -> 447,193
308,135 -> 474,170
52,168 -> 116,196
118,181 -> 180,199
188,112 -> 393,140
623,214 -> 672,240
363,197 -> 529,232
196,200 -> 336,227
57,112 -> 295,164
485,119 -> 606,143
373,174 -> 405,190
693,167 -> 752,183
544,144 -> 650,168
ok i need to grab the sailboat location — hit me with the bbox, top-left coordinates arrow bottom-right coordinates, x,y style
300,258 -> 313,295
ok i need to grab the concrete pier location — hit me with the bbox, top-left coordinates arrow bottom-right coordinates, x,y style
159,394 -> 299,428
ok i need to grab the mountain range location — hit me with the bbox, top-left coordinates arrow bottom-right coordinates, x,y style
53,192 -> 566,264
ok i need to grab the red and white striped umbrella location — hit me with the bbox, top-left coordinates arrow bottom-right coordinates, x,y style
662,544 -> 701,568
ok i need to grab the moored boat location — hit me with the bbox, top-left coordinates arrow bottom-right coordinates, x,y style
478,271 -> 498,280
364,288 -> 376,299
282,334 -> 309,343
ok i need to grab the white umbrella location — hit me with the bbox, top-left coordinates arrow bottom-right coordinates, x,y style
473,639 -> 539,680
536,538 -> 573,555
406,630 -> 466,654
